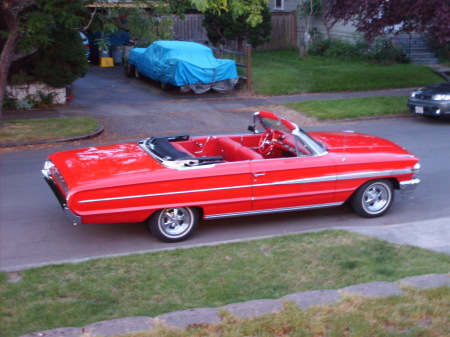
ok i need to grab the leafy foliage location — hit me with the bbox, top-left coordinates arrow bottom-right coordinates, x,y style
202,0 -> 271,49
0,0 -> 87,125
192,0 -> 267,26
325,0 -> 450,48
3,0 -> 88,56
8,28 -> 88,88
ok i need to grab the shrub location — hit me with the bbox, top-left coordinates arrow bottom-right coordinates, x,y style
430,41 -> 450,65
310,37 -> 407,63
309,39 -> 331,56
8,27 -> 88,88
365,37 -> 408,64
3,91 -> 58,111
14,99 -> 33,111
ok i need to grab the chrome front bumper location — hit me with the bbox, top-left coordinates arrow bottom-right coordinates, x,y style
400,178 -> 421,193
42,168 -> 82,225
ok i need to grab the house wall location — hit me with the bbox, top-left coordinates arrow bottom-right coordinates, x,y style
267,0 -> 361,45
297,17 -> 360,43
267,0 -> 298,12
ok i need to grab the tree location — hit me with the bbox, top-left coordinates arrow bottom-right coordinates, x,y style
9,28 -> 89,89
202,0 -> 271,51
319,0 -> 337,39
0,0 -> 87,126
296,0 -> 322,56
326,0 -> 450,57
191,0 -> 268,27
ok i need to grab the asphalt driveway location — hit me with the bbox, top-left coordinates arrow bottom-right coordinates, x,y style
53,64 -> 415,141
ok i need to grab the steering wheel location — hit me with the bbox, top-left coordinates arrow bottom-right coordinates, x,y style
258,128 -> 275,154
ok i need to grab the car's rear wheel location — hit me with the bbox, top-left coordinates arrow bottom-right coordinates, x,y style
351,180 -> 394,218
147,207 -> 198,242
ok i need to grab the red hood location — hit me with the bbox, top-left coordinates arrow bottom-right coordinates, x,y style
48,142 -> 165,190
310,131 -> 411,155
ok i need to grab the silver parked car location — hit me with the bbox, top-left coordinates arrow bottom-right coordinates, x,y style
408,82 -> 450,118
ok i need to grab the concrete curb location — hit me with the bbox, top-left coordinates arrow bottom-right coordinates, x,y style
20,273 -> 449,337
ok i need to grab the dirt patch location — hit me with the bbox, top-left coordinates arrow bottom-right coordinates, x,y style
223,104 -> 323,126
7,272 -> 22,283
256,104 -> 323,126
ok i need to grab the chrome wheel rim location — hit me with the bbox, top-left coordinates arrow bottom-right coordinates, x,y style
159,208 -> 192,238
362,182 -> 391,214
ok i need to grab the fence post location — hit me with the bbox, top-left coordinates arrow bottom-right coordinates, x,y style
246,44 -> 252,91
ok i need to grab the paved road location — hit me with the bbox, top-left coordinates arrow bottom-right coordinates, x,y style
1,66 -> 449,272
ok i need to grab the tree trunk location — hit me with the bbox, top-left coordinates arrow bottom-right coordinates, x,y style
0,28 -> 21,128
0,0 -> 34,128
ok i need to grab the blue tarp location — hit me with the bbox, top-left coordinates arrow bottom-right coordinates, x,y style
129,41 -> 238,93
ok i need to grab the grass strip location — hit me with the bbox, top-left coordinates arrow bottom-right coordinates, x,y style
0,117 -> 99,144
1,230 -> 449,337
136,287 -> 449,337
252,51 -> 441,95
285,96 -> 409,120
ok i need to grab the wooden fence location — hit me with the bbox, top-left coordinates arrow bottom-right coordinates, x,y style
172,12 -> 297,50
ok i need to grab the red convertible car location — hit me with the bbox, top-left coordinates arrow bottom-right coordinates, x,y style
43,111 -> 420,242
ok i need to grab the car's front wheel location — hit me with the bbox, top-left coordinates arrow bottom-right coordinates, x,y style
351,180 -> 394,218
125,64 -> 135,78
147,207 -> 199,242
134,67 -> 141,79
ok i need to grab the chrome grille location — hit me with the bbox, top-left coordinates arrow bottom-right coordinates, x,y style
415,94 -> 432,100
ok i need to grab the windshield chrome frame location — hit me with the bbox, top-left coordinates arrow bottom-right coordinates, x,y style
252,111 -> 328,156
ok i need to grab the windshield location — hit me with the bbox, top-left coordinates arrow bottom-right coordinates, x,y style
252,111 -> 327,156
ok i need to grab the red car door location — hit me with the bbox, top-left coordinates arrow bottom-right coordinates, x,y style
249,155 -> 339,212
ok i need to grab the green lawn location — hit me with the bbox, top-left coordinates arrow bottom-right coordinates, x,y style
2,230 -> 449,337
128,288 -> 450,337
285,96 -> 409,120
252,51 -> 442,95
0,117 -> 99,144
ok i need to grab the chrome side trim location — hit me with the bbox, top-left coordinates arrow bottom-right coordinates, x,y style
79,168 -> 416,204
275,175 -> 336,185
205,202 -> 344,219
400,178 -> 421,193
80,184 -> 251,203
336,169 -> 412,181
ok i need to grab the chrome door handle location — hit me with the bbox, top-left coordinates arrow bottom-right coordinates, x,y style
253,173 -> 266,177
